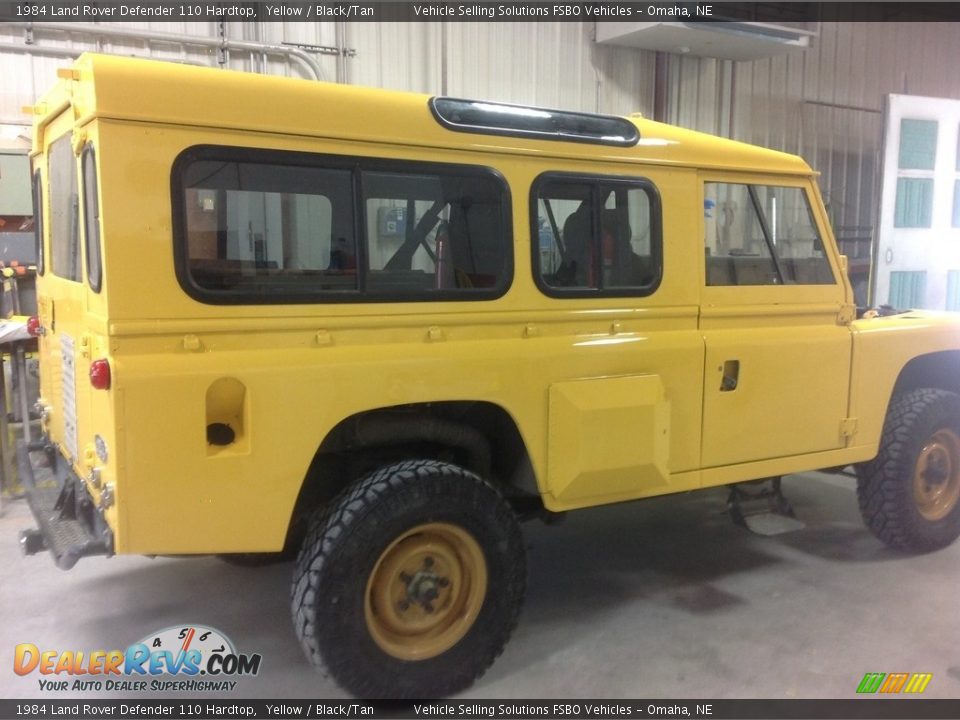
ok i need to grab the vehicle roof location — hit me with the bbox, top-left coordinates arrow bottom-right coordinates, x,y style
31,53 -> 813,176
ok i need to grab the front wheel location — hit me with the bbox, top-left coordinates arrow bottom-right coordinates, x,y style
291,460 -> 525,698
857,388 -> 960,552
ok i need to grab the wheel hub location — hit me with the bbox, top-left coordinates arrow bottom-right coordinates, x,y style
364,522 -> 487,661
399,558 -> 451,613
921,452 -> 949,485
913,429 -> 960,522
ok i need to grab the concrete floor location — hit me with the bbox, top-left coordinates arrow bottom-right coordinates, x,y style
2,471 -> 959,700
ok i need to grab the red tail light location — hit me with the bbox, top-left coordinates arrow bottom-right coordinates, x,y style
89,359 -> 111,390
26,315 -> 42,337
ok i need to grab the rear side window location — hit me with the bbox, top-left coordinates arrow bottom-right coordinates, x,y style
533,173 -> 662,297
178,157 -> 356,297
704,183 -> 834,286
363,170 -> 508,293
173,147 -> 512,303
81,144 -> 102,292
32,169 -> 44,276
48,135 -> 81,282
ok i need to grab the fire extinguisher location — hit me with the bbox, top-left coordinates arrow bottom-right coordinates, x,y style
435,222 -> 454,290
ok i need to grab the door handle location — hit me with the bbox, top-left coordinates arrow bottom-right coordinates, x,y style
721,360 -> 740,392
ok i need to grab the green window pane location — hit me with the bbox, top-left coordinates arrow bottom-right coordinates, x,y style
895,177 -> 934,228
947,270 -> 960,311
889,270 -> 927,309
898,119 -> 938,170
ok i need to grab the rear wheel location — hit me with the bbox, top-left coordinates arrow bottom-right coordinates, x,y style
291,459 -> 525,698
857,388 -> 960,552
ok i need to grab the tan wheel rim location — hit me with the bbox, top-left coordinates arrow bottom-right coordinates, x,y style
364,522 -> 487,661
913,428 -> 960,522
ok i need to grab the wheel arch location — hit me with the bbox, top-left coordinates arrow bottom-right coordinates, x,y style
282,401 -> 540,550
891,350 -> 960,400
856,350 -> 960,463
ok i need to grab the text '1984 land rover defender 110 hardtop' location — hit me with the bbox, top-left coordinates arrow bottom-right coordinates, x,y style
17,54 -> 960,698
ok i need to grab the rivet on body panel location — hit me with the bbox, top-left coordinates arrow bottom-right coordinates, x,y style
523,324 -> 539,338
315,330 -> 332,346
183,334 -> 203,351
427,326 -> 444,341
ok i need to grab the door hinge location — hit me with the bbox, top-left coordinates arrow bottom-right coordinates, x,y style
840,417 -> 858,440
837,304 -> 856,325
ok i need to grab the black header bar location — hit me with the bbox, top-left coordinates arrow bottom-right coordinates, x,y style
1,2 -> 960,23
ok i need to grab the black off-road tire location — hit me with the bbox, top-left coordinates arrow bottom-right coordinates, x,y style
857,388 -> 960,552
291,460 -> 526,698
217,552 -> 290,567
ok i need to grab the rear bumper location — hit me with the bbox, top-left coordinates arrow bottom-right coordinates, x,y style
16,438 -> 113,570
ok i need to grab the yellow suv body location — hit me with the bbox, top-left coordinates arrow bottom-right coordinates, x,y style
19,55 -> 960,698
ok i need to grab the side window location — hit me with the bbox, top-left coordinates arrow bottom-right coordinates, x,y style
175,148 -> 511,303
364,169 -> 510,294
755,186 -> 834,284
704,183 -> 834,286
81,144 -> 102,292
534,175 -> 661,296
179,156 -> 357,297
32,169 -> 44,276
48,135 -> 81,282
704,183 -> 778,286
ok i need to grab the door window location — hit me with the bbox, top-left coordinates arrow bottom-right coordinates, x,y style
704,183 -> 834,286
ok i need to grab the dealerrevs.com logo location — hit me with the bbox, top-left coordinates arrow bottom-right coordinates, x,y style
14,625 -> 262,692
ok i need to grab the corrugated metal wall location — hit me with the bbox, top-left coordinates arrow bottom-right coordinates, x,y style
696,23 -> 959,231
3,20 -> 960,300
0,21 -> 659,122
665,21 -> 960,303
6,22 -> 959,133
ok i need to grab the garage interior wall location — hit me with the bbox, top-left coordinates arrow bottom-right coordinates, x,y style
2,20 -> 960,301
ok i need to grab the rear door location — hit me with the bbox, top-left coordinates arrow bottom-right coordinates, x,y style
531,167 -> 706,509
38,121 -> 104,476
41,129 -> 84,468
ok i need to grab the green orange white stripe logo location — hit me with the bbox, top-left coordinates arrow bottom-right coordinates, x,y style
856,672 -> 932,694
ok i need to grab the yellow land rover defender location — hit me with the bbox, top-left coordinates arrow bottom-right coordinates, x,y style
19,54 -> 960,698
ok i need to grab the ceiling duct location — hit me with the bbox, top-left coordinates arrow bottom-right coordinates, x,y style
595,21 -> 817,61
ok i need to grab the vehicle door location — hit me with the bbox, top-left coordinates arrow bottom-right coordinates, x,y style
699,175 -> 854,469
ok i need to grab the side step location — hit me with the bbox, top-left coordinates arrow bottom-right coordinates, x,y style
16,440 -> 112,570
727,477 -> 805,536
